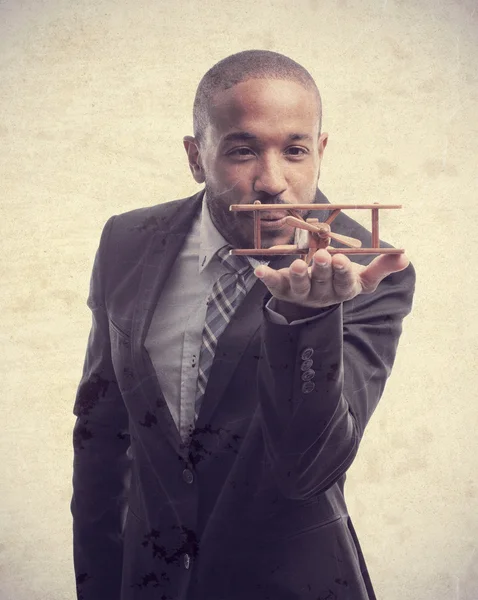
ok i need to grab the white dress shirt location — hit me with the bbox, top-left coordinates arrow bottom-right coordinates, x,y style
144,194 -> 316,442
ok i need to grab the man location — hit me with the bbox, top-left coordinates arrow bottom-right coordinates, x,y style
71,50 -> 415,600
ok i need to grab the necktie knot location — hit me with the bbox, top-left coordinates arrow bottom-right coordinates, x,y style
216,245 -> 252,278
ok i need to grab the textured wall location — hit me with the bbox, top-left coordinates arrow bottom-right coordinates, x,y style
1,1 -> 477,598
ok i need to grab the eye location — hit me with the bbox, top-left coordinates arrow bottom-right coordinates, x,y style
286,146 -> 308,157
227,147 -> 255,158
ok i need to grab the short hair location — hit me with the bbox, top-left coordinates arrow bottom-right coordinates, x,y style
193,50 -> 322,142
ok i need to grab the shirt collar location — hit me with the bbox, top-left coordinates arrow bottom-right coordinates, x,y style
198,192 -> 270,273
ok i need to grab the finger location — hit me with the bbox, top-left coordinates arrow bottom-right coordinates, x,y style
310,249 -> 332,284
330,254 -> 358,297
254,264 -> 289,295
288,259 -> 311,296
359,253 -> 410,292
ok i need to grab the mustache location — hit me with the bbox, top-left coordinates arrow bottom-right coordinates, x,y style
252,195 -> 306,220
253,194 -> 287,206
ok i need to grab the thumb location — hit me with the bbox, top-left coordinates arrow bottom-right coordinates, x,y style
254,265 -> 289,295
359,253 -> 410,292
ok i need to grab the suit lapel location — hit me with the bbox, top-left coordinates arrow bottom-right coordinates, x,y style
131,192 -> 204,456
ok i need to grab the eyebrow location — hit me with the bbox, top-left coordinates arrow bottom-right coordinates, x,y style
221,132 -> 313,143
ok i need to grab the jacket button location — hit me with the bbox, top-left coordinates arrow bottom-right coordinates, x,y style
184,553 -> 191,569
182,469 -> 194,484
301,359 -> 313,371
301,348 -> 314,360
302,381 -> 315,394
301,369 -> 315,382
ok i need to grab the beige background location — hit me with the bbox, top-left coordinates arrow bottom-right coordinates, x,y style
1,0 -> 477,598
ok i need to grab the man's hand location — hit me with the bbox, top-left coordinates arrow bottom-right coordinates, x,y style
255,248 -> 410,311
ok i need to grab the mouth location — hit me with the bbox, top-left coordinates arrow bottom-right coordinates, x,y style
261,214 -> 288,221
256,216 -> 288,230
240,210 -> 290,231
241,210 -> 290,221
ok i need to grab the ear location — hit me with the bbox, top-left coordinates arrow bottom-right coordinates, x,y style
183,136 -> 205,184
318,132 -> 328,159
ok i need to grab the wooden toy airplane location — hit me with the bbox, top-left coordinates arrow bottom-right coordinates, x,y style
229,201 -> 404,264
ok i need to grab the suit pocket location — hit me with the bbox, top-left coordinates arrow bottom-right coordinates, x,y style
108,318 -> 135,391
253,505 -> 343,543
109,317 -> 131,340
125,504 -> 143,523
280,513 -> 343,540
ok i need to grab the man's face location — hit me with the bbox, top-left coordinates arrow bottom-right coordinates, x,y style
184,78 -> 328,249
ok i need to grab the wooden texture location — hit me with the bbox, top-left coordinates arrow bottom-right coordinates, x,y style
253,200 -> 261,249
230,248 -> 405,256
230,203 -> 402,211
372,204 -> 380,248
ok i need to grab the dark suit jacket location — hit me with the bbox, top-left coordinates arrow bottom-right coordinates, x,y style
71,188 -> 415,600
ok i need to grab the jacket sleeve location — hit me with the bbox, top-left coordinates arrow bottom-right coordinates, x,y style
257,262 -> 416,500
70,215 -> 131,600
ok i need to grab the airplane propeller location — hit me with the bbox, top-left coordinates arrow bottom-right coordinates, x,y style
283,216 -> 362,249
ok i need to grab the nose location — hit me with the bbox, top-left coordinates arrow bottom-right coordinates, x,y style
253,154 -> 287,197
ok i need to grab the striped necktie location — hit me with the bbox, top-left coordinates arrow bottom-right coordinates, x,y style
195,245 -> 254,420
